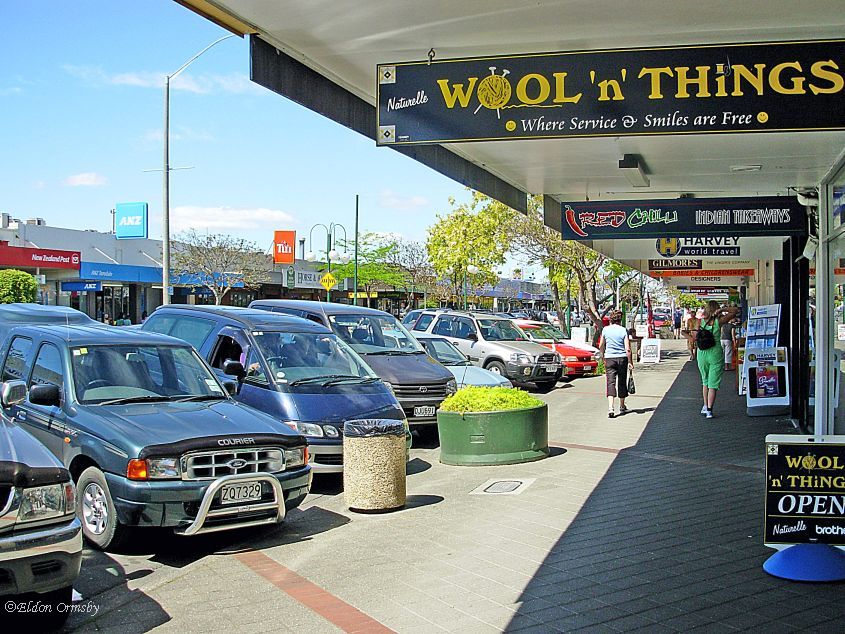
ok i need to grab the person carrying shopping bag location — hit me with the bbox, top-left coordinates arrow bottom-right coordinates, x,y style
599,310 -> 633,418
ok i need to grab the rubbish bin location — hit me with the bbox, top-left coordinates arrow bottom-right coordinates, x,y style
343,419 -> 407,512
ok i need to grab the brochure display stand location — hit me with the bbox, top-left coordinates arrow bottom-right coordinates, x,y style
745,347 -> 790,416
745,304 -> 780,350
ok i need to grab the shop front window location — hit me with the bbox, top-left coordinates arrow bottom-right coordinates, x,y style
826,162 -> 845,432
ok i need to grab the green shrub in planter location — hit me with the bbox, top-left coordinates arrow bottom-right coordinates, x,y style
440,386 -> 544,414
437,387 -> 549,466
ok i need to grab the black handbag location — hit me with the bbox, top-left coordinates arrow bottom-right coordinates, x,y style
627,373 -> 636,395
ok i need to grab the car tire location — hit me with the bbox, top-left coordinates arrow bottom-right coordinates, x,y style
77,466 -> 129,551
485,360 -> 506,375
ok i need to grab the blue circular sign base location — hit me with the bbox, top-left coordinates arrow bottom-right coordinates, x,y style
763,544 -> 845,582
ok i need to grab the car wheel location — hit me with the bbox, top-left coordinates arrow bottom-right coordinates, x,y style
77,466 -> 128,550
486,360 -> 506,375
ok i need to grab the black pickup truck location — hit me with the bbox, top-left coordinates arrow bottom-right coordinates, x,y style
1,379 -> 82,627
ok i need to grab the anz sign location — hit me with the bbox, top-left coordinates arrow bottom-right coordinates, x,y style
115,202 -> 149,240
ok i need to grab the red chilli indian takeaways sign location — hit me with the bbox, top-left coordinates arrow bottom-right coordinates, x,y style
0,244 -> 80,270
273,231 -> 296,265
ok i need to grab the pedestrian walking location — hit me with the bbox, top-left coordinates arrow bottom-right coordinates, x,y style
599,310 -> 633,419
673,308 -> 683,339
720,314 -> 737,371
692,300 -> 740,419
682,309 -> 701,360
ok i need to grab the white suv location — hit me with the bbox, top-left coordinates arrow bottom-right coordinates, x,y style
409,310 -> 562,389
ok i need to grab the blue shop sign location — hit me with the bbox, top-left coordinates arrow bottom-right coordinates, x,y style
61,281 -> 102,292
115,202 -> 149,239
80,261 -> 161,283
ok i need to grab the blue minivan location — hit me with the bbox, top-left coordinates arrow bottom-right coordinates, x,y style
142,305 -> 406,473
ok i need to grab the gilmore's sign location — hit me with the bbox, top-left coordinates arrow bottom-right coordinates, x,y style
765,436 -> 845,545
560,197 -> 805,240
377,40 -> 845,145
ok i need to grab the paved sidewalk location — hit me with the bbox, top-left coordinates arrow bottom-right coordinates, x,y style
62,340 -> 844,633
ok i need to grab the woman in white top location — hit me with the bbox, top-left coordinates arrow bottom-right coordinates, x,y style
599,310 -> 633,418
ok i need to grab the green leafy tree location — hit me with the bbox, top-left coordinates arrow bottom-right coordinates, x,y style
426,192 -> 511,304
333,232 -> 405,304
0,269 -> 37,303
171,230 -> 271,305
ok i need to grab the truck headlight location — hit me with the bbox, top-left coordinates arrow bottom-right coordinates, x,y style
446,379 -> 457,394
147,457 -> 180,479
510,353 -> 532,365
293,422 -> 324,437
284,447 -> 306,468
128,457 -> 181,480
19,484 -> 66,522
383,381 -> 395,394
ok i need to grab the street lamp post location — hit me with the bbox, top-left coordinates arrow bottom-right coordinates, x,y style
305,223 -> 350,302
464,264 -> 479,310
162,34 -> 236,306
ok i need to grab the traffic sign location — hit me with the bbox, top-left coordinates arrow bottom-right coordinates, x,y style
320,272 -> 337,292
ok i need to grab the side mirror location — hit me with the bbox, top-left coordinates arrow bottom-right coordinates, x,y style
467,333 -> 478,342
222,379 -> 239,396
222,359 -> 246,379
0,380 -> 27,408
29,384 -> 61,407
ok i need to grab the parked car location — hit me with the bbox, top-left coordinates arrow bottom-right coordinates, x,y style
413,334 -> 512,388
401,309 -> 425,327
0,380 -> 82,627
514,320 -> 599,378
142,305 -> 406,473
249,301 -> 456,428
0,307 -> 310,549
408,310 -> 562,389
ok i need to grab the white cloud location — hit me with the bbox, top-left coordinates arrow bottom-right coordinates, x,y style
63,172 -> 107,187
170,206 -> 296,233
0,87 -> 22,96
378,189 -> 428,211
63,64 -> 263,95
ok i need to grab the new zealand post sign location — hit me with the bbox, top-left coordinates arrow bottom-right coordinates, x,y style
377,40 -> 845,145
560,196 -> 805,240
115,202 -> 149,240
765,436 -> 845,545
273,231 -> 296,265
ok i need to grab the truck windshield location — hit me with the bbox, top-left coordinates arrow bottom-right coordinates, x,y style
478,319 -> 527,342
71,345 -> 225,405
328,314 -> 425,354
252,331 -> 377,385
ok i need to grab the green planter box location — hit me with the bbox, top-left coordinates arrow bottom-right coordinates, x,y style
437,404 -> 549,466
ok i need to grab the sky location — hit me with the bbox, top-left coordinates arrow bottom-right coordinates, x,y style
0,1 -> 492,263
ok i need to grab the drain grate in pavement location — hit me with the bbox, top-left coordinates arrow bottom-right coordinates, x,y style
470,478 -> 535,495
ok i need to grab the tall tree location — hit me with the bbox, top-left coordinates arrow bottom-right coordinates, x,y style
171,230 -> 271,305
390,238 -> 436,306
426,192 -> 511,304
333,232 -> 405,304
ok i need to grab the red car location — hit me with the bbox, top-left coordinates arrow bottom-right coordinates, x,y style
515,320 -> 599,378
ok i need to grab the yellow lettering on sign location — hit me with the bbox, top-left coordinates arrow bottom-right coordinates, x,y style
552,72 -> 582,104
809,60 -> 845,95
675,66 -> 711,98
638,67 -> 673,99
732,64 -> 766,96
436,78 -> 478,108
770,61 -> 806,94
515,73 -> 551,105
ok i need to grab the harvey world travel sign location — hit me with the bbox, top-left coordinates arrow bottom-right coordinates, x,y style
376,39 -> 845,145
559,196 -> 805,240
